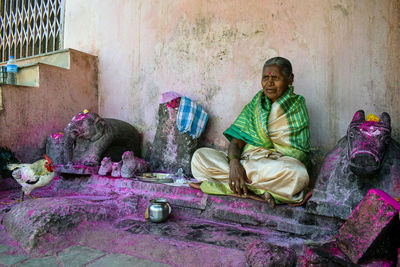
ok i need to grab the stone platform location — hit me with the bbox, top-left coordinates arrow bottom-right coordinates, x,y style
53,174 -> 343,238
0,175 -> 346,266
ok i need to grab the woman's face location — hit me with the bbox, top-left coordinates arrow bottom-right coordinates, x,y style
261,65 -> 292,103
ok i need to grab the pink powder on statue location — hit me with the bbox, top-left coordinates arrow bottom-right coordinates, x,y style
51,132 -> 64,139
73,113 -> 88,122
371,189 -> 400,211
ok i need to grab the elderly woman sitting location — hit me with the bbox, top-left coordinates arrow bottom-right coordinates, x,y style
191,57 -> 311,207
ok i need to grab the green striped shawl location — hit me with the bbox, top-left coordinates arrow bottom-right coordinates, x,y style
223,86 -> 311,168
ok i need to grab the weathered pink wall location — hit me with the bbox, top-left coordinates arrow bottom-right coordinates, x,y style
64,0 -> 400,155
0,50 -> 98,162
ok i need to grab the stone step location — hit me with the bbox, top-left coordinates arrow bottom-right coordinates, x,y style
51,174 -> 344,239
1,49 -> 72,87
0,183 -> 339,266
0,174 -> 346,264
114,216 -> 306,253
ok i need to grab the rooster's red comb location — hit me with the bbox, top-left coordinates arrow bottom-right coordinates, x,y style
44,154 -> 52,164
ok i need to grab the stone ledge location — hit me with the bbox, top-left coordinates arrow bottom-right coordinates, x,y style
2,196 -> 132,253
48,175 -> 343,239
55,164 -> 99,175
0,49 -> 95,88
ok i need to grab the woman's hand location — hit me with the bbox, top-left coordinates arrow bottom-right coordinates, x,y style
229,159 -> 251,195
227,138 -> 250,195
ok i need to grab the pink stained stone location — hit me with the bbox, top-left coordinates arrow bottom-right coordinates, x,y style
336,189 -> 400,264
398,248 -> 400,267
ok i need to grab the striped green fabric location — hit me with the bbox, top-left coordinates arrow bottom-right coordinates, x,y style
223,86 -> 311,168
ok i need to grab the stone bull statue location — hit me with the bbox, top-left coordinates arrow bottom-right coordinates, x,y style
307,110 -> 400,220
63,111 -> 141,166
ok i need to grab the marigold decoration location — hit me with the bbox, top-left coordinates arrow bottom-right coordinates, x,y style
366,113 -> 380,122
83,109 -> 89,114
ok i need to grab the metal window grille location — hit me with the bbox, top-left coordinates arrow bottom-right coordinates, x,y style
0,0 -> 65,63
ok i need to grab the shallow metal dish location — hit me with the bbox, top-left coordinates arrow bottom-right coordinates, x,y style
137,172 -> 174,183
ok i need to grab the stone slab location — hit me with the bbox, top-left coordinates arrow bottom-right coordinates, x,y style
118,218 -> 265,251
0,244 -> 9,253
398,248 -> 400,267
58,245 -> 106,267
302,244 -> 333,266
306,189 -> 354,220
246,241 -> 296,267
210,200 -> 338,239
2,196 -> 125,253
115,216 -> 308,255
44,175 -> 342,239
14,256 -> 59,267
0,253 -> 29,266
302,241 -> 395,267
336,189 -> 400,264
54,164 -> 99,175
87,253 -> 171,267
1,174 -> 343,259
303,241 -> 355,266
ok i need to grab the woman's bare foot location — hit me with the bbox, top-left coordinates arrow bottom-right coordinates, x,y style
229,192 -> 275,208
289,190 -> 313,207
189,182 -> 202,190
262,192 -> 275,208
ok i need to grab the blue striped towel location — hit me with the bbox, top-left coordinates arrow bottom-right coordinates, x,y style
176,96 -> 209,138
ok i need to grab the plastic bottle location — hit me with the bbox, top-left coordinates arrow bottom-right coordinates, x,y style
6,56 -> 17,85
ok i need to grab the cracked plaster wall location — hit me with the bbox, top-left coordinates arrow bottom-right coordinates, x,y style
64,0 -> 400,156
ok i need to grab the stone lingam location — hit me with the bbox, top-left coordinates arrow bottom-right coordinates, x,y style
307,110 -> 400,220
46,111 -> 142,174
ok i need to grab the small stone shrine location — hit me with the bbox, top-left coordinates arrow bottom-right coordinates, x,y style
149,92 -> 208,175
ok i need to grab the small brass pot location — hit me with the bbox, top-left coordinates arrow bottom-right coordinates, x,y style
148,198 -> 172,223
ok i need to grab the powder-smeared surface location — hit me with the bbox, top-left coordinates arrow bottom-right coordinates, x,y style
336,189 -> 400,264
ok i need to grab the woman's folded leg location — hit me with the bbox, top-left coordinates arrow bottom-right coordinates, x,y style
243,156 -> 309,204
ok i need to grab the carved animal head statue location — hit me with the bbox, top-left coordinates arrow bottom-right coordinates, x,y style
346,110 -> 391,176
67,111 -> 106,141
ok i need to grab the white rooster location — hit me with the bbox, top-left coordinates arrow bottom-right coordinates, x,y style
7,155 -> 55,201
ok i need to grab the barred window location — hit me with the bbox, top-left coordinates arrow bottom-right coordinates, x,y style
0,0 -> 65,62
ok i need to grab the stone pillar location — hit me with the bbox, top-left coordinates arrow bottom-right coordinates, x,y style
149,104 -> 199,176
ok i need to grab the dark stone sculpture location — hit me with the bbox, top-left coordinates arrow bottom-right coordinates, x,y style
46,132 -> 65,165
307,110 -> 400,220
63,111 -> 141,166
149,104 -> 199,175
